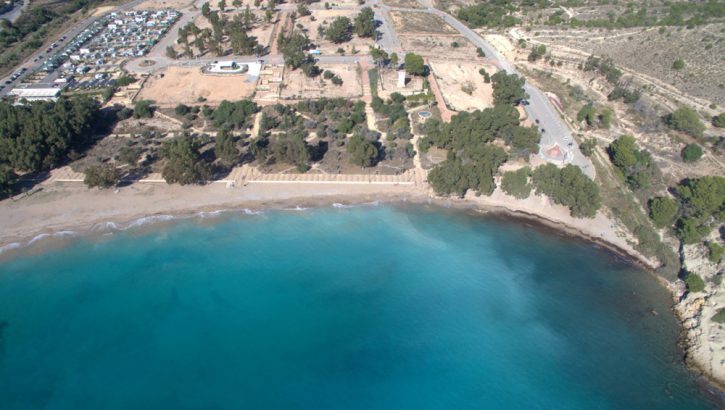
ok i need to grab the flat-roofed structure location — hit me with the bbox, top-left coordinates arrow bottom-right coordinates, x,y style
8,87 -> 61,102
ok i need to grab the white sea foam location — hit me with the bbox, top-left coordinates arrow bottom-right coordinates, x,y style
0,242 -> 22,254
122,215 -> 175,230
26,230 -> 77,246
242,208 -> 263,215
197,210 -> 224,218
283,206 -> 308,212
92,221 -> 120,231
27,233 -> 50,245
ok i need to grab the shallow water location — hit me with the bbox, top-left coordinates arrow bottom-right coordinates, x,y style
0,205 -> 719,409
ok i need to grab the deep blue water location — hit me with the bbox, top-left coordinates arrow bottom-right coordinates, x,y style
0,205 -> 719,409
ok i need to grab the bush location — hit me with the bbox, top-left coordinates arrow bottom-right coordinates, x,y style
707,242 -> 724,263
580,138 -> 597,156
175,104 -> 190,116
712,113 -> 725,128
666,107 -> 705,137
712,308 -> 725,324
681,143 -> 703,163
84,164 -> 120,189
323,70 -> 334,79
672,58 -> 685,70
648,196 -> 679,228
684,272 -> 705,293
501,167 -> 531,199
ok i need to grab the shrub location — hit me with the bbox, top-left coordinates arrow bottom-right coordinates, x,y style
712,113 -> 725,128
175,104 -> 190,116
712,308 -> 725,324
84,164 -> 120,189
667,107 -> 705,137
707,242 -> 724,263
672,58 -> 685,70
684,272 -> 705,293
323,70 -> 334,79
681,143 -> 703,163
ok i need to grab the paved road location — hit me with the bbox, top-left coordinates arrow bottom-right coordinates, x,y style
428,7 -> 593,177
362,2 -> 593,177
2,0 -> 593,178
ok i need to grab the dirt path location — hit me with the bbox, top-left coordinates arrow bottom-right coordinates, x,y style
426,71 -> 454,122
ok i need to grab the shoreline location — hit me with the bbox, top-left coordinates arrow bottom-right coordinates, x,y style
0,183 -> 723,396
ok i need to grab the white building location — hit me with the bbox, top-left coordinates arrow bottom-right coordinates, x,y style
9,88 -> 61,102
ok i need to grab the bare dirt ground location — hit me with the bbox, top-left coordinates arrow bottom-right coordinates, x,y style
134,0 -> 194,10
398,35 -> 478,59
389,11 -> 458,35
137,67 -> 257,106
376,69 -> 424,99
280,63 -> 362,100
429,60 -> 496,112
382,0 -> 425,9
295,10 -> 375,55
528,24 -> 725,105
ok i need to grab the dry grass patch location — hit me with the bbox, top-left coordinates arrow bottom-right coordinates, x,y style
398,35 -> 478,59
430,61 -> 497,112
135,0 -> 194,10
383,0 -> 425,8
280,64 -> 362,100
389,11 -> 457,34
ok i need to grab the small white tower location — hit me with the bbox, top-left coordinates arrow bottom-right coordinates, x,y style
397,70 -> 406,88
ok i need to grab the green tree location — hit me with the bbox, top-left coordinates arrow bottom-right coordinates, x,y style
0,165 -> 18,197
648,196 -> 679,228
491,71 -> 527,105
353,7 -> 375,38
684,272 -> 705,293
681,143 -> 703,163
347,134 -> 378,167
215,131 -> 239,168
580,138 -> 597,156
501,167 -> 531,199
202,2 -> 211,17
532,163 -> 600,218
675,176 -> 725,219
325,16 -> 352,43
296,3 -> 310,16
212,100 -> 258,130
527,44 -> 546,61
166,46 -> 178,59
218,0 -> 226,11
607,135 -> 656,190
404,53 -> 425,76
390,52 -> 399,68
133,100 -> 156,119
667,107 -> 705,137
161,135 -> 212,185
672,58 -> 685,70
83,163 -> 120,189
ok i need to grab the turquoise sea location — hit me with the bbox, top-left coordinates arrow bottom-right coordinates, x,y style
0,205 -> 720,409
